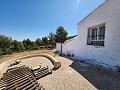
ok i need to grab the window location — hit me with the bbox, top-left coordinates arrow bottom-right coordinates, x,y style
87,24 -> 105,46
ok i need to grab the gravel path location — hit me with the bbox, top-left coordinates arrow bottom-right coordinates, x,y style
38,56 -> 97,90
1,53 -> 119,90
0,56 -> 97,90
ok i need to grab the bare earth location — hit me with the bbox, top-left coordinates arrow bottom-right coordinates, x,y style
0,50 -> 55,64
38,56 -> 96,90
0,50 -> 120,90
21,57 -> 54,69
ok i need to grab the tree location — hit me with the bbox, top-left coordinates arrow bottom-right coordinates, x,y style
10,40 -> 25,53
4,48 -> 13,55
35,38 -> 42,46
23,39 -> 32,50
30,41 -> 38,50
48,32 -> 56,48
13,40 -> 21,52
25,39 -> 31,46
0,48 -> 3,56
0,35 -> 13,55
19,42 -> 25,51
55,26 -> 68,53
0,35 -> 13,49
42,36 -> 49,47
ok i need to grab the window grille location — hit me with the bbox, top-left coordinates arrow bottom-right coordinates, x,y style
87,24 -> 105,46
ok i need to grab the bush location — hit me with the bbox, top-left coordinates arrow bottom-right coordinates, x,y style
0,49 -> 3,56
30,46 -> 39,50
39,46 -> 45,49
47,45 -> 53,49
5,48 -> 13,55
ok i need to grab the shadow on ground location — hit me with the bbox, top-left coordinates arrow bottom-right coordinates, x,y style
65,57 -> 120,90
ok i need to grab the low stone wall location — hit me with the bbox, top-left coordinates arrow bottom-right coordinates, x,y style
0,54 -> 61,73
19,54 -> 61,70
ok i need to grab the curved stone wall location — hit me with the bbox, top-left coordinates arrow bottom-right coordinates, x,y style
0,54 -> 61,73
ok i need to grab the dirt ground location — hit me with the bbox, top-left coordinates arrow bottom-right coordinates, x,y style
0,50 -> 55,64
0,50 -> 120,90
67,57 -> 120,90
38,56 -> 97,90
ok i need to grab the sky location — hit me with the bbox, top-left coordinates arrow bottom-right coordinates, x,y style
0,0 -> 105,41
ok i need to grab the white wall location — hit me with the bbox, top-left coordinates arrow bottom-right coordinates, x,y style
77,0 -> 120,66
56,43 -> 61,52
56,37 -> 78,55
62,36 -> 78,56
57,0 -> 120,67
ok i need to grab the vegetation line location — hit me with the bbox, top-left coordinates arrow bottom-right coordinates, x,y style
0,26 -> 76,56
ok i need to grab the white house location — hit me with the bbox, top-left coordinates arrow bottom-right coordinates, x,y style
56,0 -> 120,67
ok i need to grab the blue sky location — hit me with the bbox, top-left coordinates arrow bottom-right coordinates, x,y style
0,0 -> 105,41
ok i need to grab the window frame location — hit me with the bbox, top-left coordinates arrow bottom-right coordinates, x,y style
87,24 -> 105,46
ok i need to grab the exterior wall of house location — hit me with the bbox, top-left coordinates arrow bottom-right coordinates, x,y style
56,37 -> 77,55
56,0 -> 120,67
56,43 -> 61,52
62,36 -> 78,56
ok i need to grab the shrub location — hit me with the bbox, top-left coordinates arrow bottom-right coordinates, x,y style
0,49 -> 3,56
39,46 -> 45,49
5,48 -> 13,54
47,45 -> 53,49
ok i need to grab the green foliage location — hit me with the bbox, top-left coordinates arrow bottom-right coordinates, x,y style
0,35 -> 13,55
0,48 -> 3,56
55,26 -> 68,43
48,32 -> 56,48
35,38 -> 42,46
19,42 -> 25,52
0,35 -> 26,55
25,39 -> 31,46
0,35 -> 12,49
0,26 -> 70,56
39,46 -> 45,49
13,40 -> 21,52
55,26 -> 68,53
23,39 -> 32,50
23,39 -> 38,50
30,42 -> 38,50
42,36 -> 49,47
5,48 -> 13,55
